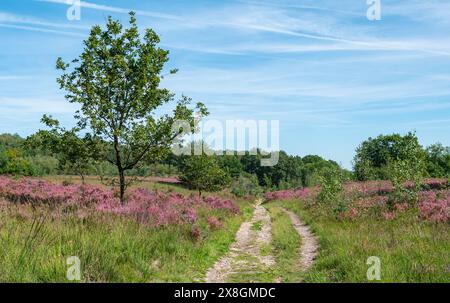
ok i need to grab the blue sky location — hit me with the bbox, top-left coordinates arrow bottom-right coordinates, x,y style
1,0 -> 450,168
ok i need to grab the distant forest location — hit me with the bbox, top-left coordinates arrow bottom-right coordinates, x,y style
0,132 -> 448,195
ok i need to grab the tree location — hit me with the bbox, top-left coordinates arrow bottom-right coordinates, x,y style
0,133 -> 24,150
301,155 -> 342,187
52,12 -> 207,203
386,137 -> 426,207
353,132 -> 426,181
180,154 -> 231,196
27,115 -> 102,183
231,172 -> 263,197
317,166 -> 345,205
0,148 -> 34,176
217,155 -> 243,179
426,143 -> 450,178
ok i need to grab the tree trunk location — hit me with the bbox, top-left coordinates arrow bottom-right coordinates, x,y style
119,167 -> 126,205
114,136 -> 126,205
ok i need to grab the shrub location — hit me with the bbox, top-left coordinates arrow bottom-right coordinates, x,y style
0,149 -> 35,176
180,154 -> 231,196
387,157 -> 425,209
26,155 -> 59,176
317,167 -> 345,204
231,173 -> 263,197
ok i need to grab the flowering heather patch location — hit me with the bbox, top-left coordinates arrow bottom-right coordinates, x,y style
344,179 -> 449,197
265,188 -> 313,202
348,189 -> 449,222
203,196 -> 240,215
354,196 -> 388,209
265,179 -> 449,223
418,190 -> 450,223
382,211 -> 397,221
344,181 -> 393,196
0,176 -> 240,227
347,189 -> 449,222
339,207 -> 359,221
99,189 -> 240,227
265,179 -> 448,203
0,176 -> 116,206
421,179 -> 450,190
207,216 -> 222,229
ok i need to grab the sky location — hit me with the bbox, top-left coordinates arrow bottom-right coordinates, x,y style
0,0 -> 450,168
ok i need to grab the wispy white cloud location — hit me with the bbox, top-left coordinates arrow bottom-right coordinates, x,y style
0,97 -> 78,114
0,11 -> 88,37
162,64 -> 450,102
38,0 -> 182,21
30,0 -> 450,57
0,11 -> 89,29
0,23 -> 85,37
385,0 -> 450,25
0,75 -> 30,81
237,0 -> 362,16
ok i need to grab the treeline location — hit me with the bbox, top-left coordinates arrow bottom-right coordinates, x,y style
0,133 -> 177,177
1,131 -> 448,195
0,133 -> 345,192
168,147 -> 350,195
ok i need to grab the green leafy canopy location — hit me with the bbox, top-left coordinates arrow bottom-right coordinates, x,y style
53,12 -> 208,201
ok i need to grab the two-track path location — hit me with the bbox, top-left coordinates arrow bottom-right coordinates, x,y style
205,200 -> 318,283
205,199 -> 275,283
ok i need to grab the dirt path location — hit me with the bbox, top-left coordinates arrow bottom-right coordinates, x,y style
282,208 -> 318,271
205,199 -> 275,283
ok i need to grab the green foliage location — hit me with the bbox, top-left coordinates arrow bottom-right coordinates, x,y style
426,143 -> 450,178
0,148 -> 34,176
0,134 -> 60,177
387,151 -> 426,208
26,115 -> 102,182
317,166 -> 345,205
129,163 -> 178,177
301,155 -> 345,187
26,155 -> 59,176
51,12 -> 207,202
237,151 -> 345,190
354,132 -> 426,181
180,154 -> 231,196
217,155 -> 244,179
231,173 -> 263,197
0,133 -> 24,149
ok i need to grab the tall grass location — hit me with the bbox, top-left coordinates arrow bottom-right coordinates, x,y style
274,199 -> 449,282
0,200 -> 252,282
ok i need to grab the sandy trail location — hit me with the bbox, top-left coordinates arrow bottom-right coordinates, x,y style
282,208 -> 318,271
205,199 -> 275,283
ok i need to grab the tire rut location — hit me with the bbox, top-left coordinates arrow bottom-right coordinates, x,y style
281,208 -> 318,271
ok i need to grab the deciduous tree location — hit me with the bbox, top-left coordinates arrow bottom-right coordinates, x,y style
52,12 -> 207,203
